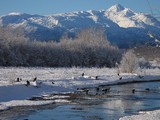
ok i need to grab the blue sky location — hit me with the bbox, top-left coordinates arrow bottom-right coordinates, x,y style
0,0 -> 159,16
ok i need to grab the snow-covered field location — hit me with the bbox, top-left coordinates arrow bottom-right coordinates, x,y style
0,67 -> 160,119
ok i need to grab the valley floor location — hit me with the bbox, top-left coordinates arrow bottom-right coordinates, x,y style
0,67 -> 160,120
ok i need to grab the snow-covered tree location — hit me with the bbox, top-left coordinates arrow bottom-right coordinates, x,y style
0,27 -> 122,67
120,49 -> 139,73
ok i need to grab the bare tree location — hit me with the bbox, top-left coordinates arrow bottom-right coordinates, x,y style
119,49 -> 139,73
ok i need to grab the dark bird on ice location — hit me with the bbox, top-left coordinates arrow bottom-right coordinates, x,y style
25,80 -> 30,87
132,88 -> 135,93
33,77 -> 37,82
82,73 -> 84,77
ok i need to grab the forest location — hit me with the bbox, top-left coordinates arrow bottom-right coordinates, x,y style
0,27 -> 122,67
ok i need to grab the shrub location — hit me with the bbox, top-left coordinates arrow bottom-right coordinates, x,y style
119,49 -> 139,73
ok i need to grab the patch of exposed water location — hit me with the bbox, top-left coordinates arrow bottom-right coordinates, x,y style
1,81 -> 160,120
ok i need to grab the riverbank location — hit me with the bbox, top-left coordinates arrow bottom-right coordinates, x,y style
0,67 -> 160,119
119,109 -> 160,120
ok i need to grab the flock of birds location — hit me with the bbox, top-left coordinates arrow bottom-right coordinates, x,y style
15,77 -> 41,88
15,72 -> 148,95
132,88 -> 150,94
76,73 -> 149,95
76,86 -> 111,95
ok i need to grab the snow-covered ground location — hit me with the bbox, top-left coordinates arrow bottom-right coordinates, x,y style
0,67 -> 160,119
119,109 -> 160,120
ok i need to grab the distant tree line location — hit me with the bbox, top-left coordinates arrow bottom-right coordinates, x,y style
0,27 -> 122,67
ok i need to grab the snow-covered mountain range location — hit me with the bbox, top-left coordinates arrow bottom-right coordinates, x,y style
0,4 -> 160,48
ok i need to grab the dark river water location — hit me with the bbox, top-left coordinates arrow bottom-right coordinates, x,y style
2,81 -> 160,120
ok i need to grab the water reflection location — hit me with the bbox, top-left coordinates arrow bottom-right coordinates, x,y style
16,81 -> 160,120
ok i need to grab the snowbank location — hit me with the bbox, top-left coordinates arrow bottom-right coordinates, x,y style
0,100 -> 54,111
119,110 -> 160,120
0,67 -> 160,112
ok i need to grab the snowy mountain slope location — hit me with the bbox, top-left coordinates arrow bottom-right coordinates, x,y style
105,4 -> 160,28
0,4 -> 160,47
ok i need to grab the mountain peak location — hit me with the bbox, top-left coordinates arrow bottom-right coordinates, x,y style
108,4 -> 125,12
0,4 -> 159,47
8,12 -> 21,16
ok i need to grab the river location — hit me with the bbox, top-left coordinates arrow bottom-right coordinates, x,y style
2,81 -> 160,120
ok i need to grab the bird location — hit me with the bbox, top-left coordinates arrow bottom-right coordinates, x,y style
117,73 -> 122,80
16,78 -> 20,82
33,77 -> 37,82
82,73 -> 84,77
81,73 -> 90,78
145,88 -> 150,93
96,87 -> 100,91
25,80 -> 30,87
84,89 -> 89,94
52,82 -> 55,84
75,88 -> 88,94
77,88 -> 89,94
138,75 -> 144,79
132,88 -> 135,93
102,86 -> 110,93
32,77 -> 38,87
16,78 -> 22,82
